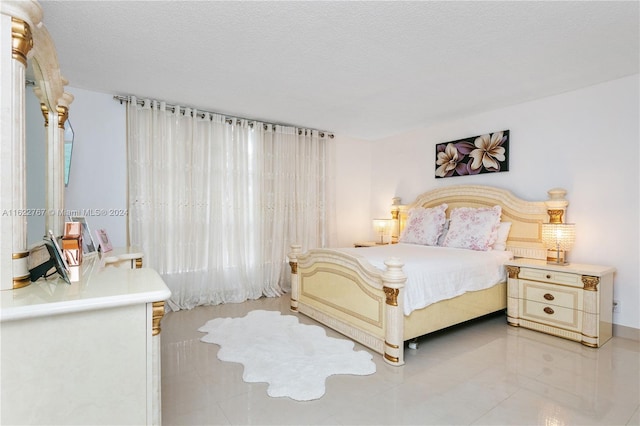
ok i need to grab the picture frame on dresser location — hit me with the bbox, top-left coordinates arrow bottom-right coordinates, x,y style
46,231 -> 71,285
68,216 -> 97,254
95,228 -> 113,253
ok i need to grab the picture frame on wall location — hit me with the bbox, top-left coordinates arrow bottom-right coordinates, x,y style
95,228 -> 113,253
435,130 -> 509,178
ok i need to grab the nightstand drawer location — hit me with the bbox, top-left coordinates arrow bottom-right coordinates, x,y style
520,299 -> 582,332
521,280 -> 582,310
518,267 -> 582,288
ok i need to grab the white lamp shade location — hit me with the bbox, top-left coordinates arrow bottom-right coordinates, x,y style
541,223 -> 576,251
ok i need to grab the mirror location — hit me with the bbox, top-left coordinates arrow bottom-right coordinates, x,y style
25,70 -> 72,244
27,38 -> 73,240
1,2 -> 73,289
64,120 -> 73,186
26,75 -> 46,246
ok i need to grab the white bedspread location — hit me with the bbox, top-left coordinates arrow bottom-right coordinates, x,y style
336,244 -> 513,316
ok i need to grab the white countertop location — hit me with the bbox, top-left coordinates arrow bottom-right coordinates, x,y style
0,253 -> 171,322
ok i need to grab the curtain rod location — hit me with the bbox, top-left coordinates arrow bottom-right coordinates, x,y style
113,95 -> 334,139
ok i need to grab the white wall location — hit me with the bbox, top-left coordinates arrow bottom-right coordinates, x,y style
64,87 -> 127,247
333,135 -> 372,247
363,74 -> 639,330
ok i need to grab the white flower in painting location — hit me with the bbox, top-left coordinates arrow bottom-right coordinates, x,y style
435,143 -> 461,177
469,132 -> 506,171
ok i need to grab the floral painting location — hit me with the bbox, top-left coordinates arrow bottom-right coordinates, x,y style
435,130 -> 509,178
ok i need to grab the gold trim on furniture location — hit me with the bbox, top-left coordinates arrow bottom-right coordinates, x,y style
11,17 -> 33,67
384,353 -> 399,363
289,261 -> 297,274
12,251 -> 29,259
135,258 -> 143,269
547,209 -> 564,224
56,105 -> 69,129
384,340 -> 399,349
40,103 -> 49,127
383,286 -> 399,306
13,274 -> 31,289
151,301 -> 165,336
582,276 -> 599,291
506,265 -> 520,279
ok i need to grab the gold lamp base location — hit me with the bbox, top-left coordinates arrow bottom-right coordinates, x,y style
547,250 -> 570,266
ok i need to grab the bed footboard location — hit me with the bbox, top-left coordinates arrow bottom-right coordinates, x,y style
288,245 -> 407,366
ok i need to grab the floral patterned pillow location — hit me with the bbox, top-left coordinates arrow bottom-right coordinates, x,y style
443,205 -> 502,251
399,204 -> 448,246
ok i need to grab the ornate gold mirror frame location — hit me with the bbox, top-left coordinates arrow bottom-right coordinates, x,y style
1,0 -> 73,290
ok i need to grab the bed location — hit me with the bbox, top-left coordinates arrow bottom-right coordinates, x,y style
288,185 -> 569,366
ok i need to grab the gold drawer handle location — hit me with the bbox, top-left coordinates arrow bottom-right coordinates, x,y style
543,293 -> 555,301
546,274 -> 552,279
543,307 -> 554,315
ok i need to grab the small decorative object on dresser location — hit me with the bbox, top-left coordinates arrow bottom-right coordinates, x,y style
46,231 -> 71,284
95,229 -> 113,253
505,258 -> 615,347
68,216 -> 98,254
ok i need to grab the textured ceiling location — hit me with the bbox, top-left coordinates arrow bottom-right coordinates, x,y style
39,1 -> 639,140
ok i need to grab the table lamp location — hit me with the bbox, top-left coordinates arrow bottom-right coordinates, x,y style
372,218 -> 392,244
541,223 -> 576,265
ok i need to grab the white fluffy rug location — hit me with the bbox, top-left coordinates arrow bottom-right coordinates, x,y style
198,310 -> 376,401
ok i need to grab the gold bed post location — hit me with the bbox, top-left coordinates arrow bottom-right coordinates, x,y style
390,197 -> 407,243
382,258 -> 407,366
288,245 -> 302,312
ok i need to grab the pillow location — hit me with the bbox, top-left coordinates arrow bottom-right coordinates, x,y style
436,219 -> 450,246
442,205 -> 502,251
399,204 -> 448,246
491,222 -> 512,251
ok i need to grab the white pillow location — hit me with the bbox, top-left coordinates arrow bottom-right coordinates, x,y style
491,222 -> 512,251
399,204 -> 448,246
442,205 -> 502,251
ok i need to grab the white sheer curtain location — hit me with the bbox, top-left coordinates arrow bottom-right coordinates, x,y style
127,97 -> 335,310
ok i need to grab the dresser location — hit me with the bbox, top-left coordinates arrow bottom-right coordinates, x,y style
0,253 -> 171,425
505,258 -> 614,347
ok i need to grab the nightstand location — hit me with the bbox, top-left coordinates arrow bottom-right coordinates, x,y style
353,241 -> 378,248
505,258 -> 615,347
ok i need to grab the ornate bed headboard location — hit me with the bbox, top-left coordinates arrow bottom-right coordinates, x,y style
391,185 -> 568,260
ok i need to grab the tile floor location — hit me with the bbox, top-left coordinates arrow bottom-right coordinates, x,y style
161,296 -> 639,425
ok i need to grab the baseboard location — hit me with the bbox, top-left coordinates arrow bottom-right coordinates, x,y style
613,323 -> 640,342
